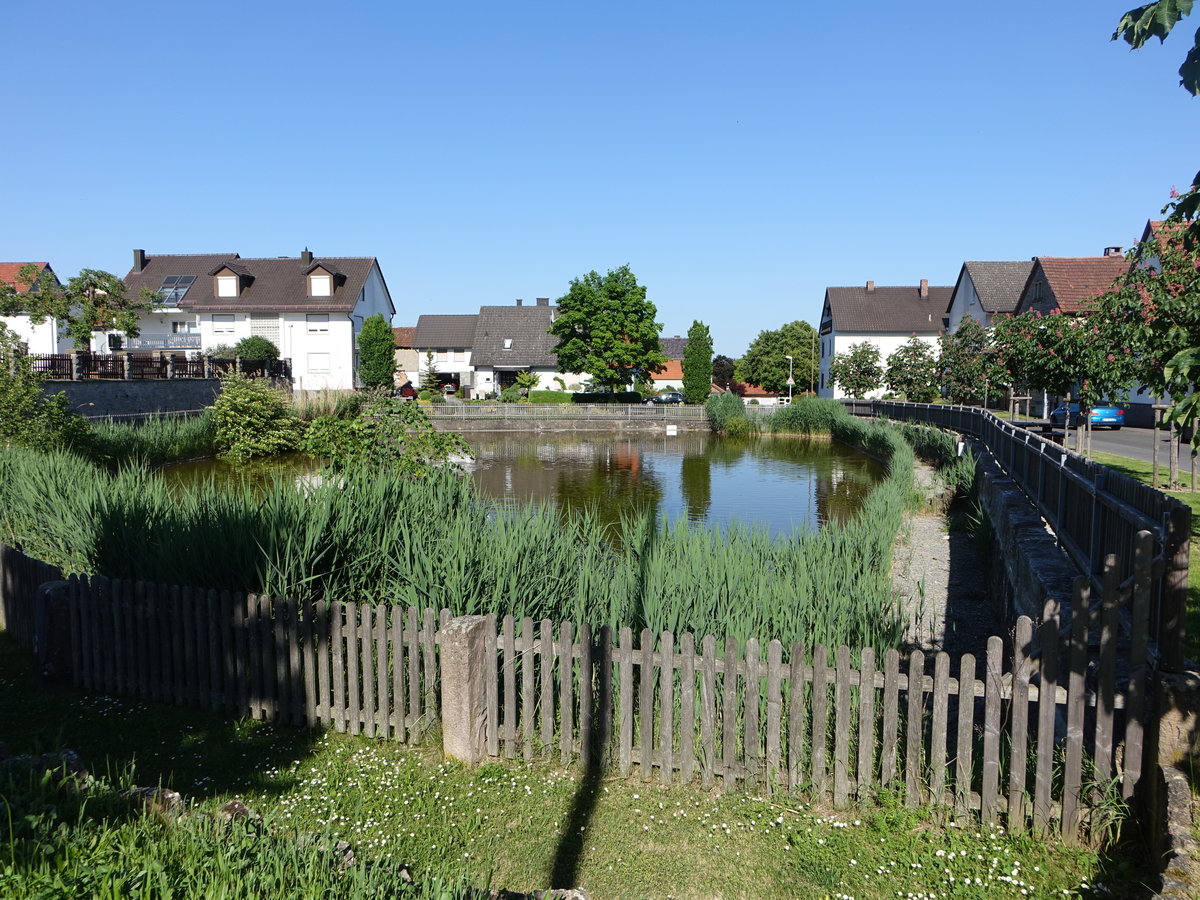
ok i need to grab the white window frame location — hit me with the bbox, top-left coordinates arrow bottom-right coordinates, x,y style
308,352 -> 331,373
216,275 -> 238,297
212,314 -> 235,335
307,313 -> 329,334
310,274 -> 332,297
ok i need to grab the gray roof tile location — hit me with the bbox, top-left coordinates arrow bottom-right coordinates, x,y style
471,305 -> 558,367
824,284 -> 952,334
957,261 -> 1034,314
413,314 -> 479,348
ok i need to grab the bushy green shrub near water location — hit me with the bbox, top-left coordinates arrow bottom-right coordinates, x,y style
765,396 -> 844,434
210,373 -> 304,460
705,392 -> 747,432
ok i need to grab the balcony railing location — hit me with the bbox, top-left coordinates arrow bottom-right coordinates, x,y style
125,334 -> 202,350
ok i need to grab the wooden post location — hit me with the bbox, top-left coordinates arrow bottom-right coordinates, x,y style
1161,505 -> 1192,673
439,615 -> 489,765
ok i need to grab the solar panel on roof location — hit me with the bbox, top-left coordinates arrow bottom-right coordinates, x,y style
159,275 -> 196,303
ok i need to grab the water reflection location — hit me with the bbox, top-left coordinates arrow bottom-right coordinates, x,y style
462,432 -> 883,537
158,433 -> 885,538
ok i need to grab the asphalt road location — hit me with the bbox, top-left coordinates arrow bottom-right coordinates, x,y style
1079,425 -> 1184,465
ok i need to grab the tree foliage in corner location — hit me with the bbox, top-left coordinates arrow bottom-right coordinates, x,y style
357,314 -> 397,389
1114,1 -> 1200,244
681,320 -> 714,404
884,337 -> 940,403
735,320 -> 818,394
712,354 -> 736,389
0,266 -> 162,351
549,265 -> 666,392
829,341 -> 883,399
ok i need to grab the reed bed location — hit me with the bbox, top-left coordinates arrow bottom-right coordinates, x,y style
82,413 -> 217,467
0,406 -> 919,650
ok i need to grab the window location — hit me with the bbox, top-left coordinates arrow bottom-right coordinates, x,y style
308,352 -> 330,373
158,275 -> 195,303
310,274 -> 332,297
172,320 -> 198,334
212,314 -> 235,334
307,314 -> 329,333
502,338 -> 513,350
216,275 -> 238,297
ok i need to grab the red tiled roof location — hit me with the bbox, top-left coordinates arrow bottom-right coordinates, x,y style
0,262 -> 50,292
651,359 -> 684,380
392,326 -> 415,348
1036,256 -> 1129,312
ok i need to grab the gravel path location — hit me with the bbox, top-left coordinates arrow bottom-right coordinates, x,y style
891,465 -> 1000,658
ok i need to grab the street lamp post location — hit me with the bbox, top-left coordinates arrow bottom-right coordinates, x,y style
785,355 -> 794,403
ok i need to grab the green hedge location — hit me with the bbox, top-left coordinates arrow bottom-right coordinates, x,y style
527,390 -> 573,404
571,391 -> 643,404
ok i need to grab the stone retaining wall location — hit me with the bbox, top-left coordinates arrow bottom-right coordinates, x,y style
41,380 -> 221,419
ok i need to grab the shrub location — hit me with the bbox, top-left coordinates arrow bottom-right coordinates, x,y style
723,416 -> 751,437
231,336 -> 279,360
418,390 -> 431,401
500,386 -> 522,403
527,390 -> 573,404
357,313 -> 397,389
209,373 -> 303,460
0,325 -> 91,452
206,344 -> 235,359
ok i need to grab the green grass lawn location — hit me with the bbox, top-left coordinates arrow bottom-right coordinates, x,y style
1090,451 -> 1200,663
0,634 -> 1151,899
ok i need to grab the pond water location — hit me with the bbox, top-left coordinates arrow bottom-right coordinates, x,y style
160,432 -> 884,537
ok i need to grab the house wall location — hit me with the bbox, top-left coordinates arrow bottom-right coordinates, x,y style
946,274 -> 989,331
471,366 -> 586,397
1017,269 -> 1057,316
818,332 -> 940,400
394,348 -> 420,385
1,315 -> 66,354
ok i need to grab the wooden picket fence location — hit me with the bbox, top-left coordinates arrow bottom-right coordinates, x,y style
0,532 -> 1157,842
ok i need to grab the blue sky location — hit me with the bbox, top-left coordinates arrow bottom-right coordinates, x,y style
4,1 -> 1197,355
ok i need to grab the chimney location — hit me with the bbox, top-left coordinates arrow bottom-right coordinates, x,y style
1103,246 -> 1123,257
866,280 -> 875,293
515,298 -> 523,306
536,297 -> 549,306
919,279 -> 929,299
133,249 -> 146,273
301,248 -> 313,265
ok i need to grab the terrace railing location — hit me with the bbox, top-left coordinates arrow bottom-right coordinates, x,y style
844,399 -> 1192,672
20,353 -> 290,382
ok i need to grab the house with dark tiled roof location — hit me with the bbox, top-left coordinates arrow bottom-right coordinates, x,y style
817,279 -> 951,399
1013,251 -> 1128,317
122,248 -> 395,390
946,261 -> 1034,331
469,299 -> 587,396
0,262 -> 67,353
392,326 -> 418,386
411,314 -> 480,391
650,335 -> 688,391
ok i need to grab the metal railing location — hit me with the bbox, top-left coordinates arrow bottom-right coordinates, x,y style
845,399 -> 1192,671
21,353 -> 290,381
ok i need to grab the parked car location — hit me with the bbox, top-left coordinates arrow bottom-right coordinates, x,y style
1049,402 -> 1124,430
646,391 -> 685,405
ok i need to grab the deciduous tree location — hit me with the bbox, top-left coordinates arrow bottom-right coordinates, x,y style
884,337 -> 940,402
734,320 -> 818,394
829,341 -> 883,399
0,267 -> 161,351
938,318 -> 1004,405
681,320 -> 714,404
712,354 -> 736,389
549,265 -> 666,392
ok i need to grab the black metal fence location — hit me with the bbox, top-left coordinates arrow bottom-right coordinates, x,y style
21,353 -> 290,381
845,399 -> 1192,672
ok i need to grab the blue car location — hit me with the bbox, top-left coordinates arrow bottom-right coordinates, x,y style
1049,402 -> 1124,430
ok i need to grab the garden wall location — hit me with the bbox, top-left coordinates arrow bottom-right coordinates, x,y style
41,380 -> 221,419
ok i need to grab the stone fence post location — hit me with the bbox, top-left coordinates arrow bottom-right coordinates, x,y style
164,351 -> 175,380
71,352 -> 82,381
123,351 -> 134,380
439,615 -> 489,765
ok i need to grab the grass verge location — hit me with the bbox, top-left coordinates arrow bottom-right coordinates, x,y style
0,634 -> 1148,899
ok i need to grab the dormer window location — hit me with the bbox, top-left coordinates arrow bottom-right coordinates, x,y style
310,273 -> 332,296
216,275 -> 238,298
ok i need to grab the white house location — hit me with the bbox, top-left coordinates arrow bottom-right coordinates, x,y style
468,299 -> 587,396
0,262 -> 71,353
817,279 -> 952,399
121,249 -> 395,390
945,261 -> 1033,331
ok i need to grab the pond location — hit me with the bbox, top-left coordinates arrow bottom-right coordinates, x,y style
160,432 -> 885,537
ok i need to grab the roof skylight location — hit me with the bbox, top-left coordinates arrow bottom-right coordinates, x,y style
158,275 -> 196,303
